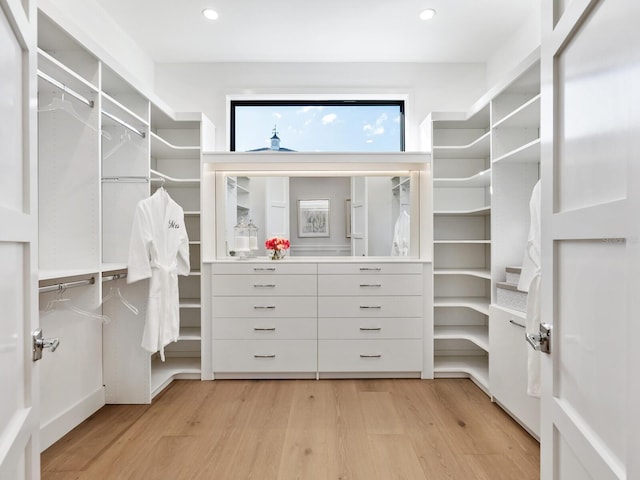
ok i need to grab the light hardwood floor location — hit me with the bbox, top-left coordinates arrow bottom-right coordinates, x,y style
41,379 -> 539,479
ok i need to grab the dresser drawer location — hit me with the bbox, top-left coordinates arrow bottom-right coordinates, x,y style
213,274 -> 317,296
213,339 -> 317,372
317,263 -> 422,275
213,296 -> 317,318
214,317 -> 317,340
489,305 -> 540,436
318,296 -> 422,318
318,317 -> 422,339
212,263 -> 317,275
318,274 -> 422,296
318,339 -> 422,372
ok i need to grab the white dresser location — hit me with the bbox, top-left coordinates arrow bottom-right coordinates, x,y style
211,260 -> 430,379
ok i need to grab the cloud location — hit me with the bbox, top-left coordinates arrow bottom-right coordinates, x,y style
393,115 -> 401,123
273,112 -> 282,119
322,113 -> 337,125
363,124 -> 384,136
366,139 -> 374,144
297,106 -> 324,114
376,113 -> 388,126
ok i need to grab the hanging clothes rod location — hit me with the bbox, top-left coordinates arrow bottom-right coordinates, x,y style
102,272 -> 128,282
37,70 -> 94,108
101,110 -> 146,138
39,276 -> 96,294
102,176 -> 149,183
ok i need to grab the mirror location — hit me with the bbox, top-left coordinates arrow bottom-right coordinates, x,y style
224,174 -> 413,257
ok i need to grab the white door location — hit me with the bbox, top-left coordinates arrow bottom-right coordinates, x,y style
539,0 -> 640,478
351,176 -> 368,256
0,0 -> 40,478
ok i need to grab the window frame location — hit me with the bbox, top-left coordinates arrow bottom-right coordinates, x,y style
229,99 -> 406,152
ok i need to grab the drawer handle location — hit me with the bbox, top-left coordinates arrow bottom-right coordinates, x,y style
360,354 -> 382,358
254,354 -> 276,358
360,327 -> 382,331
253,284 -> 276,288
360,305 -> 382,309
359,267 -> 381,271
359,284 -> 382,287
254,327 -> 276,331
509,319 -> 526,329
254,305 -> 276,309
254,268 -> 276,272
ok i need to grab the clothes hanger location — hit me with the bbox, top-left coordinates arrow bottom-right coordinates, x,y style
39,93 -> 112,140
44,285 -> 111,324
102,278 -> 139,315
103,128 -> 146,160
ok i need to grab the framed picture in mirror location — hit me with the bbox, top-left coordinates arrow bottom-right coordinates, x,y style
298,199 -> 330,237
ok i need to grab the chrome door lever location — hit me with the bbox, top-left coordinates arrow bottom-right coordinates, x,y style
33,329 -> 60,361
526,323 -> 551,354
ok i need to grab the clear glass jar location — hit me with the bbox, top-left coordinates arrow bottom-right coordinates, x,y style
248,219 -> 258,257
233,217 -> 250,257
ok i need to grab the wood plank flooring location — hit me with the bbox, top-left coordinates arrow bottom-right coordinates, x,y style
41,379 -> 539,479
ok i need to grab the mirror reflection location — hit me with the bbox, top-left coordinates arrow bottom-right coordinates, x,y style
225,175 -> 411,257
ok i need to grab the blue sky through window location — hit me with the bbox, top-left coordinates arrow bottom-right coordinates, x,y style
232,102 -> 404,152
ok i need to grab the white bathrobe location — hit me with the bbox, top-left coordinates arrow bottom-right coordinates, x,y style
518,180 -> 541,397
127,188 -> 190,360
391,210 -> 410,256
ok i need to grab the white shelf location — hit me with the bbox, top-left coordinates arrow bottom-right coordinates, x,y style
433,131 -> 490,159
102,92 -> 149,127
178,327 -> 201,341
492,94 -> 540,129
492,138 -> 540,165
434,326 -> 489,352
37,49 -> 99,93
433,355 -> 489,391
433,206 -> 491,216
151,357 -> 201,399
434,268 -> 491,279
434,297 -> 490,316
189,241 -> 201,246
434,240 -> 491,244
150,132 -> 199,159
39,267 -> 99,282
433,168 -> 491,188
184,211 -> 201,216
188,270 -> 202,276
179,298 -> 201,308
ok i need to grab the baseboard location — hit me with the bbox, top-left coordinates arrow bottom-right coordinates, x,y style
40,386 -> 105,451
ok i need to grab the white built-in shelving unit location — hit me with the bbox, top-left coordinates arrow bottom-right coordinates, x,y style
36,10 -> 214,449
422,49 -> 541,436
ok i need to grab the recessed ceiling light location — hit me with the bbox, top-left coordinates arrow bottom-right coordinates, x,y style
419,8 -> 436,20
202,8 -> 219,20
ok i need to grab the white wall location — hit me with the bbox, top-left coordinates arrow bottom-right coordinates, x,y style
485,2 -> 541,88
154,62 -> 487,151
39,0 -> 155,92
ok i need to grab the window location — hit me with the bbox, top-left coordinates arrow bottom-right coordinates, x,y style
230,100 -> 405,152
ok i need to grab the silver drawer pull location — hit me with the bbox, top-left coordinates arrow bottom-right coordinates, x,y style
253,284 -> 276,288
360,354 -> 382,358
254,354 -> 276,358
253,305 -> 276,309
509,319 -> 526,329
254,327 -> 276,331
359,284 -> 382,287
360,305 -> 381,309
360,327 -> 382,331
254,267 -> 276,272
359,267 -> 381,271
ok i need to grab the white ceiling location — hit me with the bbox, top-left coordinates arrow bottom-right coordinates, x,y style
93,0 -> 539,64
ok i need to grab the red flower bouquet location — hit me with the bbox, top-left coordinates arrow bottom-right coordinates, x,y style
265,236 -> 290,260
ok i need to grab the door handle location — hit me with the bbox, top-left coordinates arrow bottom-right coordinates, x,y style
526,323 -> 551,354
32,329 -> 60,361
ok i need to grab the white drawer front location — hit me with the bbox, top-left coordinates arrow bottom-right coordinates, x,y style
317,263 -> 422,275
214,339 -> 317,372
212,263 -> 317,275
489,305 -> 540,436
318,274 -> 422,296
213,274 -> 317,296
318,339 -> 422,372
318,317 -> 422,339
318,296 -> 422,318
214,317 -> 317,340
213,296 -> 317,318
